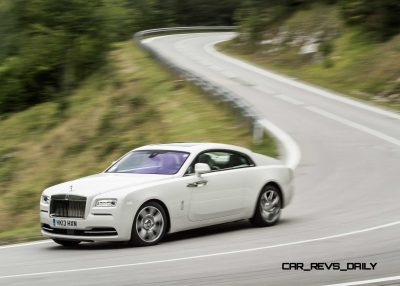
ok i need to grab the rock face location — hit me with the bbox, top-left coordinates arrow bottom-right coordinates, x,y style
258,29 -> 328,62
300,38 -> 319,55
231,4 -> 399,108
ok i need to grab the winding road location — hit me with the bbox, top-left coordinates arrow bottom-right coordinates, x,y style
1,32 -> 399,286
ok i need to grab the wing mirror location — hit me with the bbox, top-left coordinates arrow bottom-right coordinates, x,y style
194,163 -> 211,178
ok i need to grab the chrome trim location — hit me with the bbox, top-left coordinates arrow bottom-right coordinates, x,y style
92,213 -> 112,216
50,195 -> 86,218
84,231 -> 116,234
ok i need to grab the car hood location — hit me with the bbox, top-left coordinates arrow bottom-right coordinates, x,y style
45,173 -> 172,197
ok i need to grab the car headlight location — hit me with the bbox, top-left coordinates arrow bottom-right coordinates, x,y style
95,199 -> 117,207
41,195 -> 50,205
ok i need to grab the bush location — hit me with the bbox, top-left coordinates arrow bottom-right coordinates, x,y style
0,0 -> 133,114
340,0 -> 400,40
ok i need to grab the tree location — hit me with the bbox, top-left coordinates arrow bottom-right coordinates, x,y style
0,0 -> 124,113
340,0 -> 400,39
0,0 -> 242,114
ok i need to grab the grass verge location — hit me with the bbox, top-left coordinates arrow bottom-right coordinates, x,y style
0,41 -> 277,244
218,4 -> 400,112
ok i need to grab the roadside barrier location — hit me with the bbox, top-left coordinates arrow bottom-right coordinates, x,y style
134,26 -> 265,145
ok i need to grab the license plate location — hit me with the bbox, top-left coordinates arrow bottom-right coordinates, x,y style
52,218 -> 78,228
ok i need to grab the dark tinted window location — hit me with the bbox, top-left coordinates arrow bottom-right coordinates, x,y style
186,150 -> 253,174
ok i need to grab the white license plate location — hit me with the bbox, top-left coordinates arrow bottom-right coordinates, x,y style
52,218 -> 78,228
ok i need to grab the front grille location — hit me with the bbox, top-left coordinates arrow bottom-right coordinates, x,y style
41,224 -> 118,236
50,195 -> 86,218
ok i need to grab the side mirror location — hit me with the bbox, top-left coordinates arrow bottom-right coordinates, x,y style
194,163 -> 211,177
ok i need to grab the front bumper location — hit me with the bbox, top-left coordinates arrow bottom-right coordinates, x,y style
40,211 -> 132,242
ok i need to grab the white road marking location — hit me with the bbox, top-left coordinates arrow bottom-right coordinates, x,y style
253,85 -> 276,95
0,240 -> 51,250
143,35 -> 400,284
322,275 -> 400,286
220,70 -> 236,78
144,35 -> 302,169
185,54 -> 200,60
205,36 -> 400,121
209,65 -> 224,71
201,61 -> 214,66
145,35 -> 302,169
307,106 -> 400,147
258,119 -> 301,169
0,32 -> 398,282
275,94 -> 304,105
1,220 -> 400,279
189,56 -> 202,61
173,37 -> 202,53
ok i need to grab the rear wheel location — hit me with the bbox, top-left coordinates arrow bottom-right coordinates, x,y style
130,201 -> 167,247
250,184 -> 282,227
52,239 -> 81,247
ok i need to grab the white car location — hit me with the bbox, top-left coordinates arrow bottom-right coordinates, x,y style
40,143 -> 294,246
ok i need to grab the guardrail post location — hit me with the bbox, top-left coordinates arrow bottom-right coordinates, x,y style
252,120 -> 264,145
134,26 -> 270,146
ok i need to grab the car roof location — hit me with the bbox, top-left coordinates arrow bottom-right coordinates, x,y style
133,142 -> 252,155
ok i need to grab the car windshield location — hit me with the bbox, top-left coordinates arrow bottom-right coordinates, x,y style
106,150 -> 190,175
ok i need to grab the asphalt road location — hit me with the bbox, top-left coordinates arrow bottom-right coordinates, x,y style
1,32 -> 399,286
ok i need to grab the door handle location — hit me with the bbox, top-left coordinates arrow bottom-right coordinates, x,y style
187,180 -> 208,188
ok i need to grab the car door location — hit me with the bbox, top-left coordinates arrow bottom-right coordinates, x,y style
186,150 -> 255,222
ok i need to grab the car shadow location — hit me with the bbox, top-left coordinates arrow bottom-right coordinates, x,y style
163,217 -> 295,243
164,220 -> 253,243
45,218 -> 295,251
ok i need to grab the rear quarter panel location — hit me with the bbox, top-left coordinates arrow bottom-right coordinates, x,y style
243,165 -> 294,218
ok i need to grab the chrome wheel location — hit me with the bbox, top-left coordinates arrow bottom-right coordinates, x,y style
251,184 -> 282,227
135,205 -> 164,243
260,189 -> 281,223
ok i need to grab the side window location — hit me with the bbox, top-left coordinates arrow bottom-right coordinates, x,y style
213,151 -> 251,170
185,150 -> 253,175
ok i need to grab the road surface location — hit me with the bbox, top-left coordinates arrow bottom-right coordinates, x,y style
0,32 -> 399,286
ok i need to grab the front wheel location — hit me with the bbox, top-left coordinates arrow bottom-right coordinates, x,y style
52,239 -> 81,247
130,201 -> 167,247
250,184 -> 282,227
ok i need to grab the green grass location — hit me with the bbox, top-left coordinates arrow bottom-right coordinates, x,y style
218,4 -> 400,112
0,41 -> 277,244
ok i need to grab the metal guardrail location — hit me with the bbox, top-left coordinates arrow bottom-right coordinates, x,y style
134,26 -> 237,41
133,27 -> 265,144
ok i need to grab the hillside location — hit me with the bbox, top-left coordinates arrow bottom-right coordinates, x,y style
219,3 -> 400,111
0,41 -> 276,244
